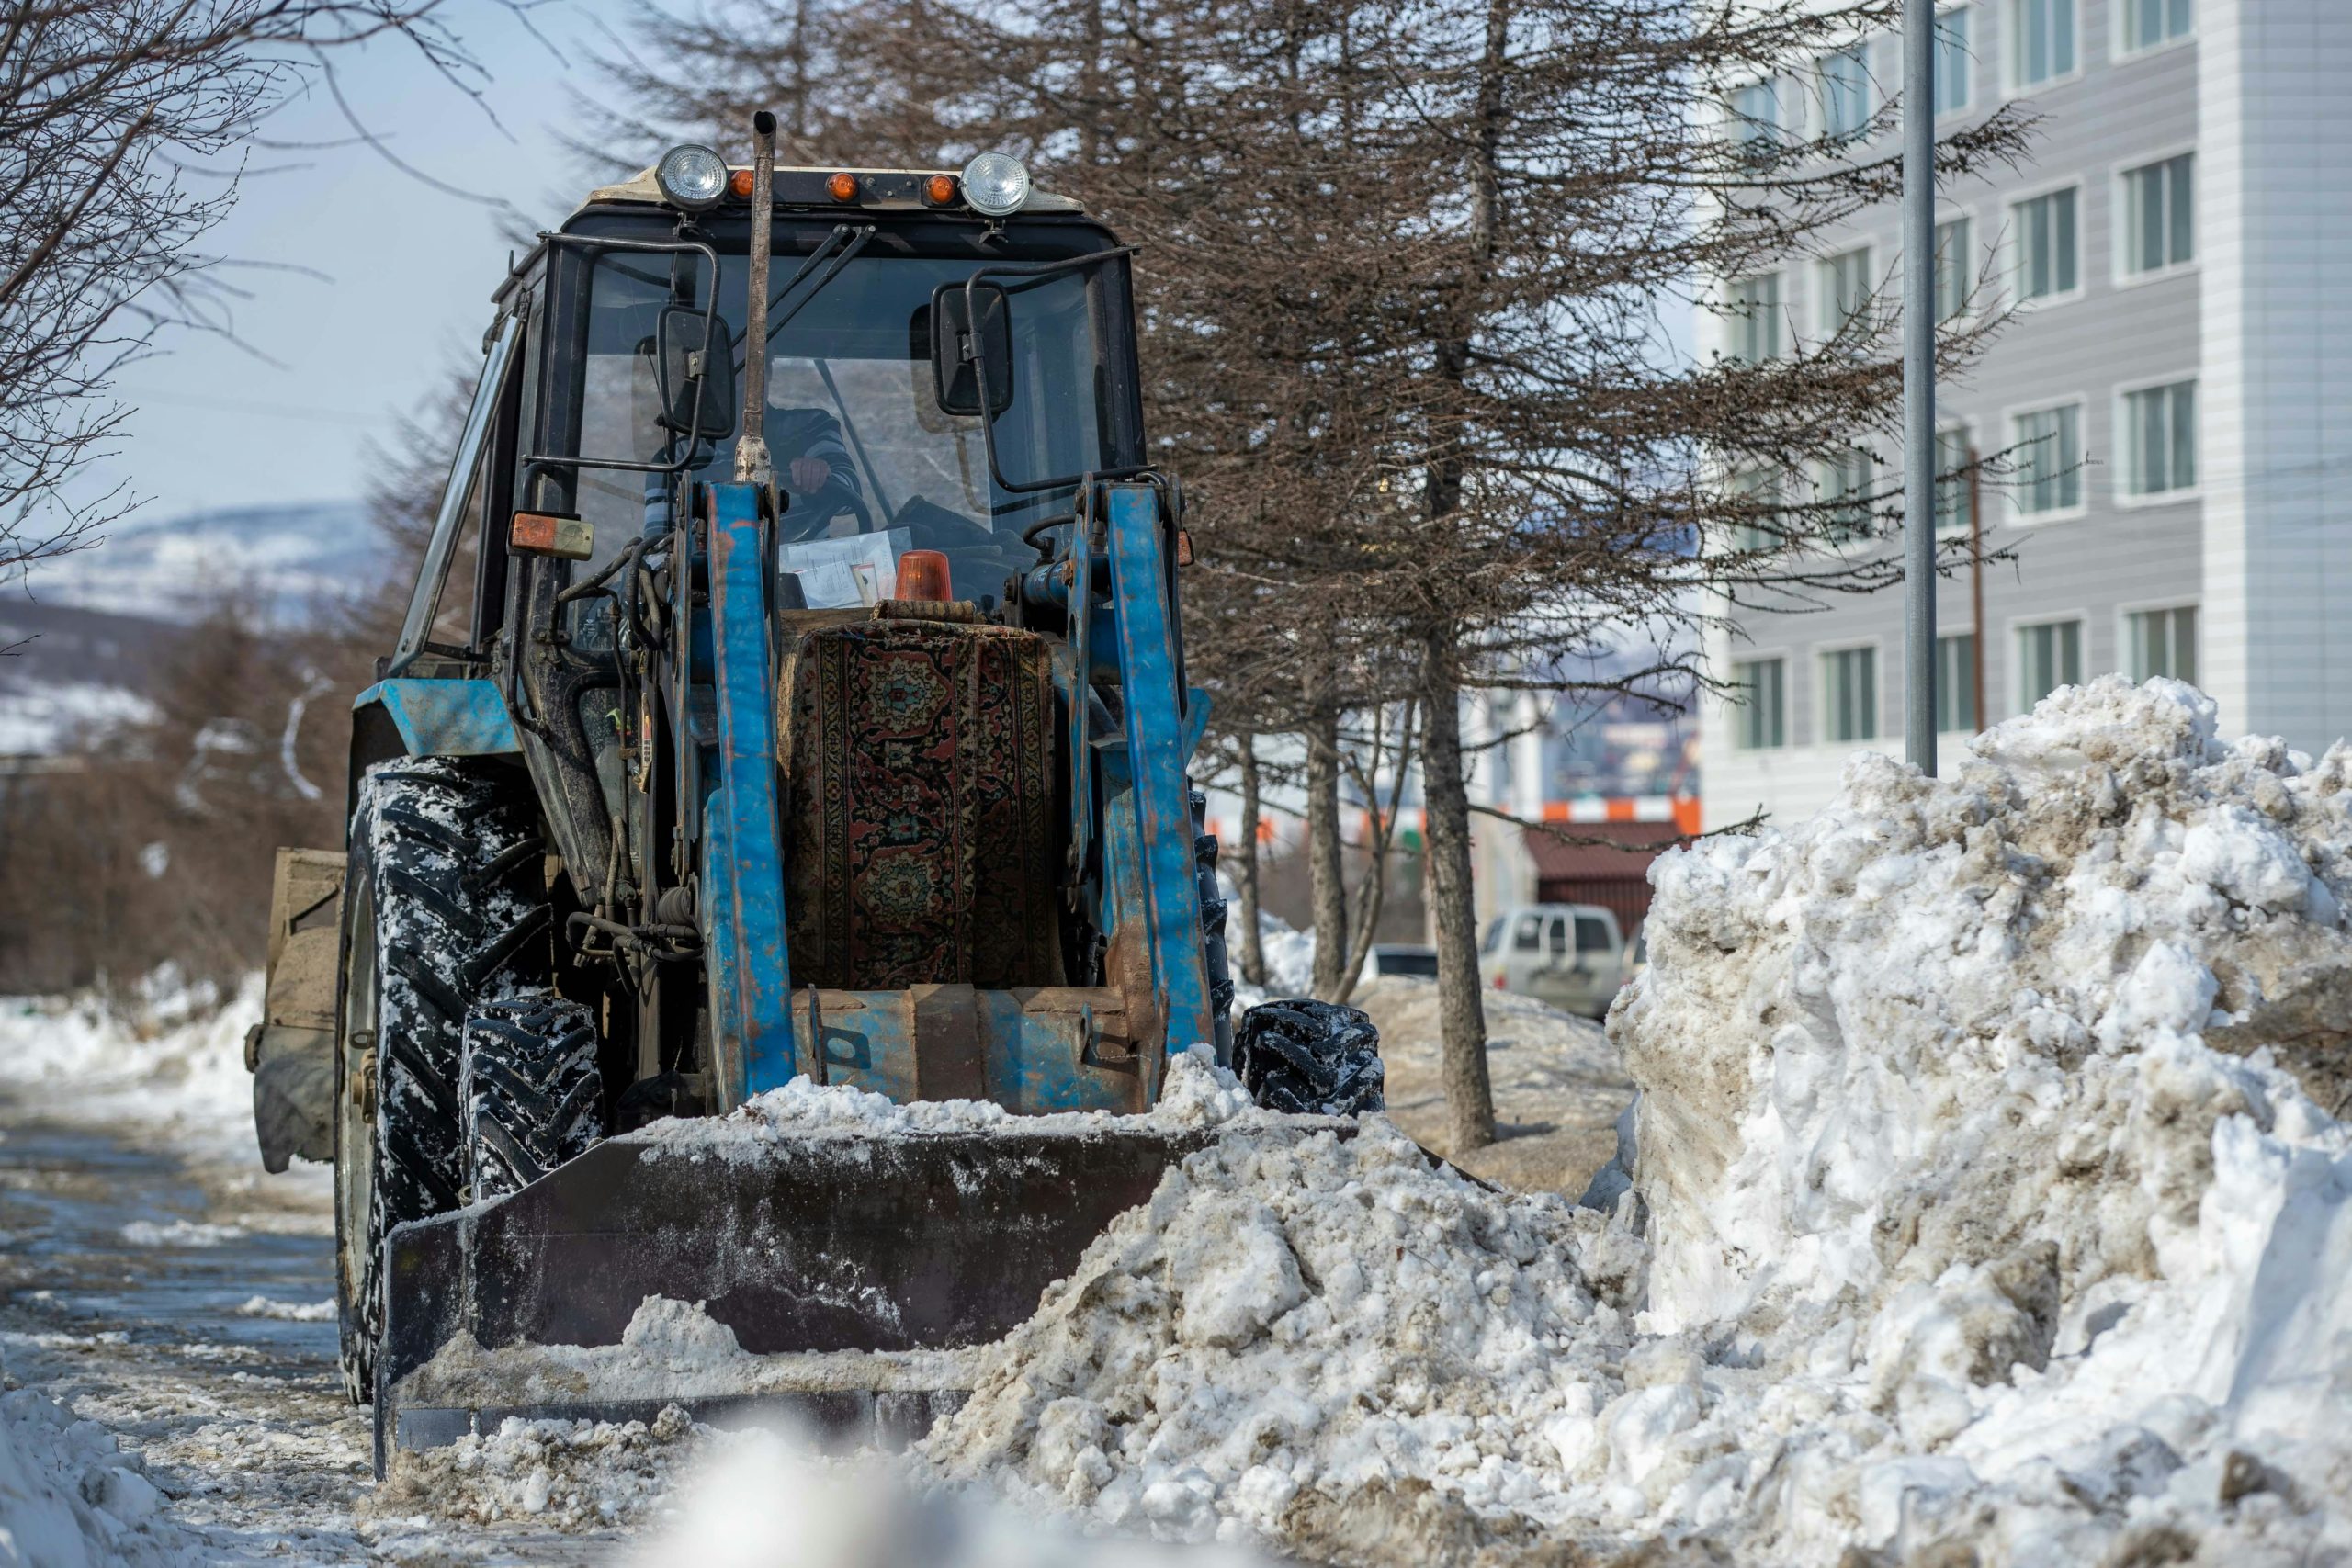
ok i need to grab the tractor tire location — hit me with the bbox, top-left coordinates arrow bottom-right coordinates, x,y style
1190,787 -> 1237,1064
333,757 -> 548,1404
461,993 -> 603,1202
1234,998 -> 1385,1117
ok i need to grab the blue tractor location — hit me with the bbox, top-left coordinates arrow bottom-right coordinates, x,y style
243,118 -> 1382,1466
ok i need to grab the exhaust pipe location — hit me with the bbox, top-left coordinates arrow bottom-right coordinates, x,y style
734,109 -> 778,488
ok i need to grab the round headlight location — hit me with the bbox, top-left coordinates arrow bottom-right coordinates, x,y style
655,144 -> 729,211
960,152 -> 1032,217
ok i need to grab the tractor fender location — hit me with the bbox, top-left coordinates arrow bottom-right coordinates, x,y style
346,677 -> 523,823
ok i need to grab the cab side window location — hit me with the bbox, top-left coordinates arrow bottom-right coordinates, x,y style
1511,914 -> 1542,952
1575,916 -> 1612,953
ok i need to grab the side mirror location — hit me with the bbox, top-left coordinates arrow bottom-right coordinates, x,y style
654,305 -> 736,440
929,282 -> 1012,417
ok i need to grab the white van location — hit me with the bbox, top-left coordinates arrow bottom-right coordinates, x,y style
1478,904 -> 1627,1017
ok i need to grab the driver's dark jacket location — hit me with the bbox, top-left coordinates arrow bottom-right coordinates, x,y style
769,408 -> 862,525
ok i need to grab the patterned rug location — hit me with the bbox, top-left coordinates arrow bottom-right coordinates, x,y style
777,612 -> 1065,989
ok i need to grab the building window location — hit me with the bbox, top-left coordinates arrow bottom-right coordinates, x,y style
1821,648 -> 1878,743
1934,216 -> 1973,321
1729,79 -> 1782,159
2122,379 -> 2197,496
1818,45 -> 1872,139
1935,7 -> 1973,115
1732,658 -> 1787,750
1935,425 -> 1974,534
1728,468 -> 1784,551
2126,604 -> 2198,684
2013,402 -> 2083,514
2017,619 -> 2083,708
2011,188 -> 2078,300
1729,273 -> 1783,362
1936,634 -> 1978,731
1819,246 -> 1873,336
2010,0 -> 2076,86
2122,0 -> 2191,52
2120,153 -> 2194,276
1820,449 -> 1875,542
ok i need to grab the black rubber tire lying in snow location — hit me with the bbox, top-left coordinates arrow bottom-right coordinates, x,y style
334,756 -> 548,1404
461,992 -> 604,1202
1234,998 -> 1385,1116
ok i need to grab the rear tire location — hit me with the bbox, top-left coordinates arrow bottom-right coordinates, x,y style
461,993 -> 603,1202
1235,998 -> 1385,1116
334,757 -> 548,1404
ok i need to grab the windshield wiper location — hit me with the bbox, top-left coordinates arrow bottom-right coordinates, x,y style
729,222 -> 876,371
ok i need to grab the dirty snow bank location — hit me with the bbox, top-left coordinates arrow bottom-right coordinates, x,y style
1608,676 -> 2352,1562
375,1404 -> 706,1529
0,1347 -> 198,1566
917,1116 -> 1645,1556
918,680 -> 2352,1565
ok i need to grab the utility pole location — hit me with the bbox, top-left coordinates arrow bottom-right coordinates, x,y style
1969,446 -> 1987,733
1902,0 -> 1937,773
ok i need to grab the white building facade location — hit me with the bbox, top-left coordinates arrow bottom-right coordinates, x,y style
1700,0 -> 2352,830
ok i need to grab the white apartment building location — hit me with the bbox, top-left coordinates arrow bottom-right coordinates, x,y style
1699,0 -> 2352,830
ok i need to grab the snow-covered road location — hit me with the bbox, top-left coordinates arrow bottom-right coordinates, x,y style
0,1096 -> 631,1563
0,998 -> 627,1563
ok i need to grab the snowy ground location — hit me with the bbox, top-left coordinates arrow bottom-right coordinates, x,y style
0,985 -> 617,1562
1358,978 -> 1630,1195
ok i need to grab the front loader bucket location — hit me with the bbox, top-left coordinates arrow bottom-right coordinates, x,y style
373,1121 -> 1216,1472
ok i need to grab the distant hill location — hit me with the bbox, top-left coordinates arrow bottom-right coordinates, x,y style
5,500 -> 382,626
0,500 -> 383,755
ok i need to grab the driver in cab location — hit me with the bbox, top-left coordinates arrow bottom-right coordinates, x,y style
768,407 -> 864,536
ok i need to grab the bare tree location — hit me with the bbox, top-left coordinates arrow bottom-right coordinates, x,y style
0,0 -> 498,585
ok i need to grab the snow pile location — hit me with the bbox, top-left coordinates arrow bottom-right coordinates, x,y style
375,1404 -> 707,1528
912,681 -> 2352,1565
0,971 -> 260,1163
0,1349 -> 197,1567
399,1296 -> 980,1409
636,1043 -> 1266,1155
917,1116 -> 1644,1555
1607,676 -> 2352,1562
1255,922 -> 1317,1000
1216,884 -> 1315,1008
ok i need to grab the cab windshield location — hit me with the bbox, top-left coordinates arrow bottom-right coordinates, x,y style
549,237 -> 1125,605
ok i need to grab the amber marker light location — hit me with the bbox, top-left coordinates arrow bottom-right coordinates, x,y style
729,168 -> 754,199
827,171 -> 860,202
893,548 -> 952,601
923,173 -> 959,207
511,512 -> 594,561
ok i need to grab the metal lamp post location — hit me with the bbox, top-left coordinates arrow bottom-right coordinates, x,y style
1903,0 -> 1938,773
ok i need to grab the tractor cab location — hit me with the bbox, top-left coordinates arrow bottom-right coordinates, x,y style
529,149 -> 1143,612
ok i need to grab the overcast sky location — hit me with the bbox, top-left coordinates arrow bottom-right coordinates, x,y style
96,0 -> 630,522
